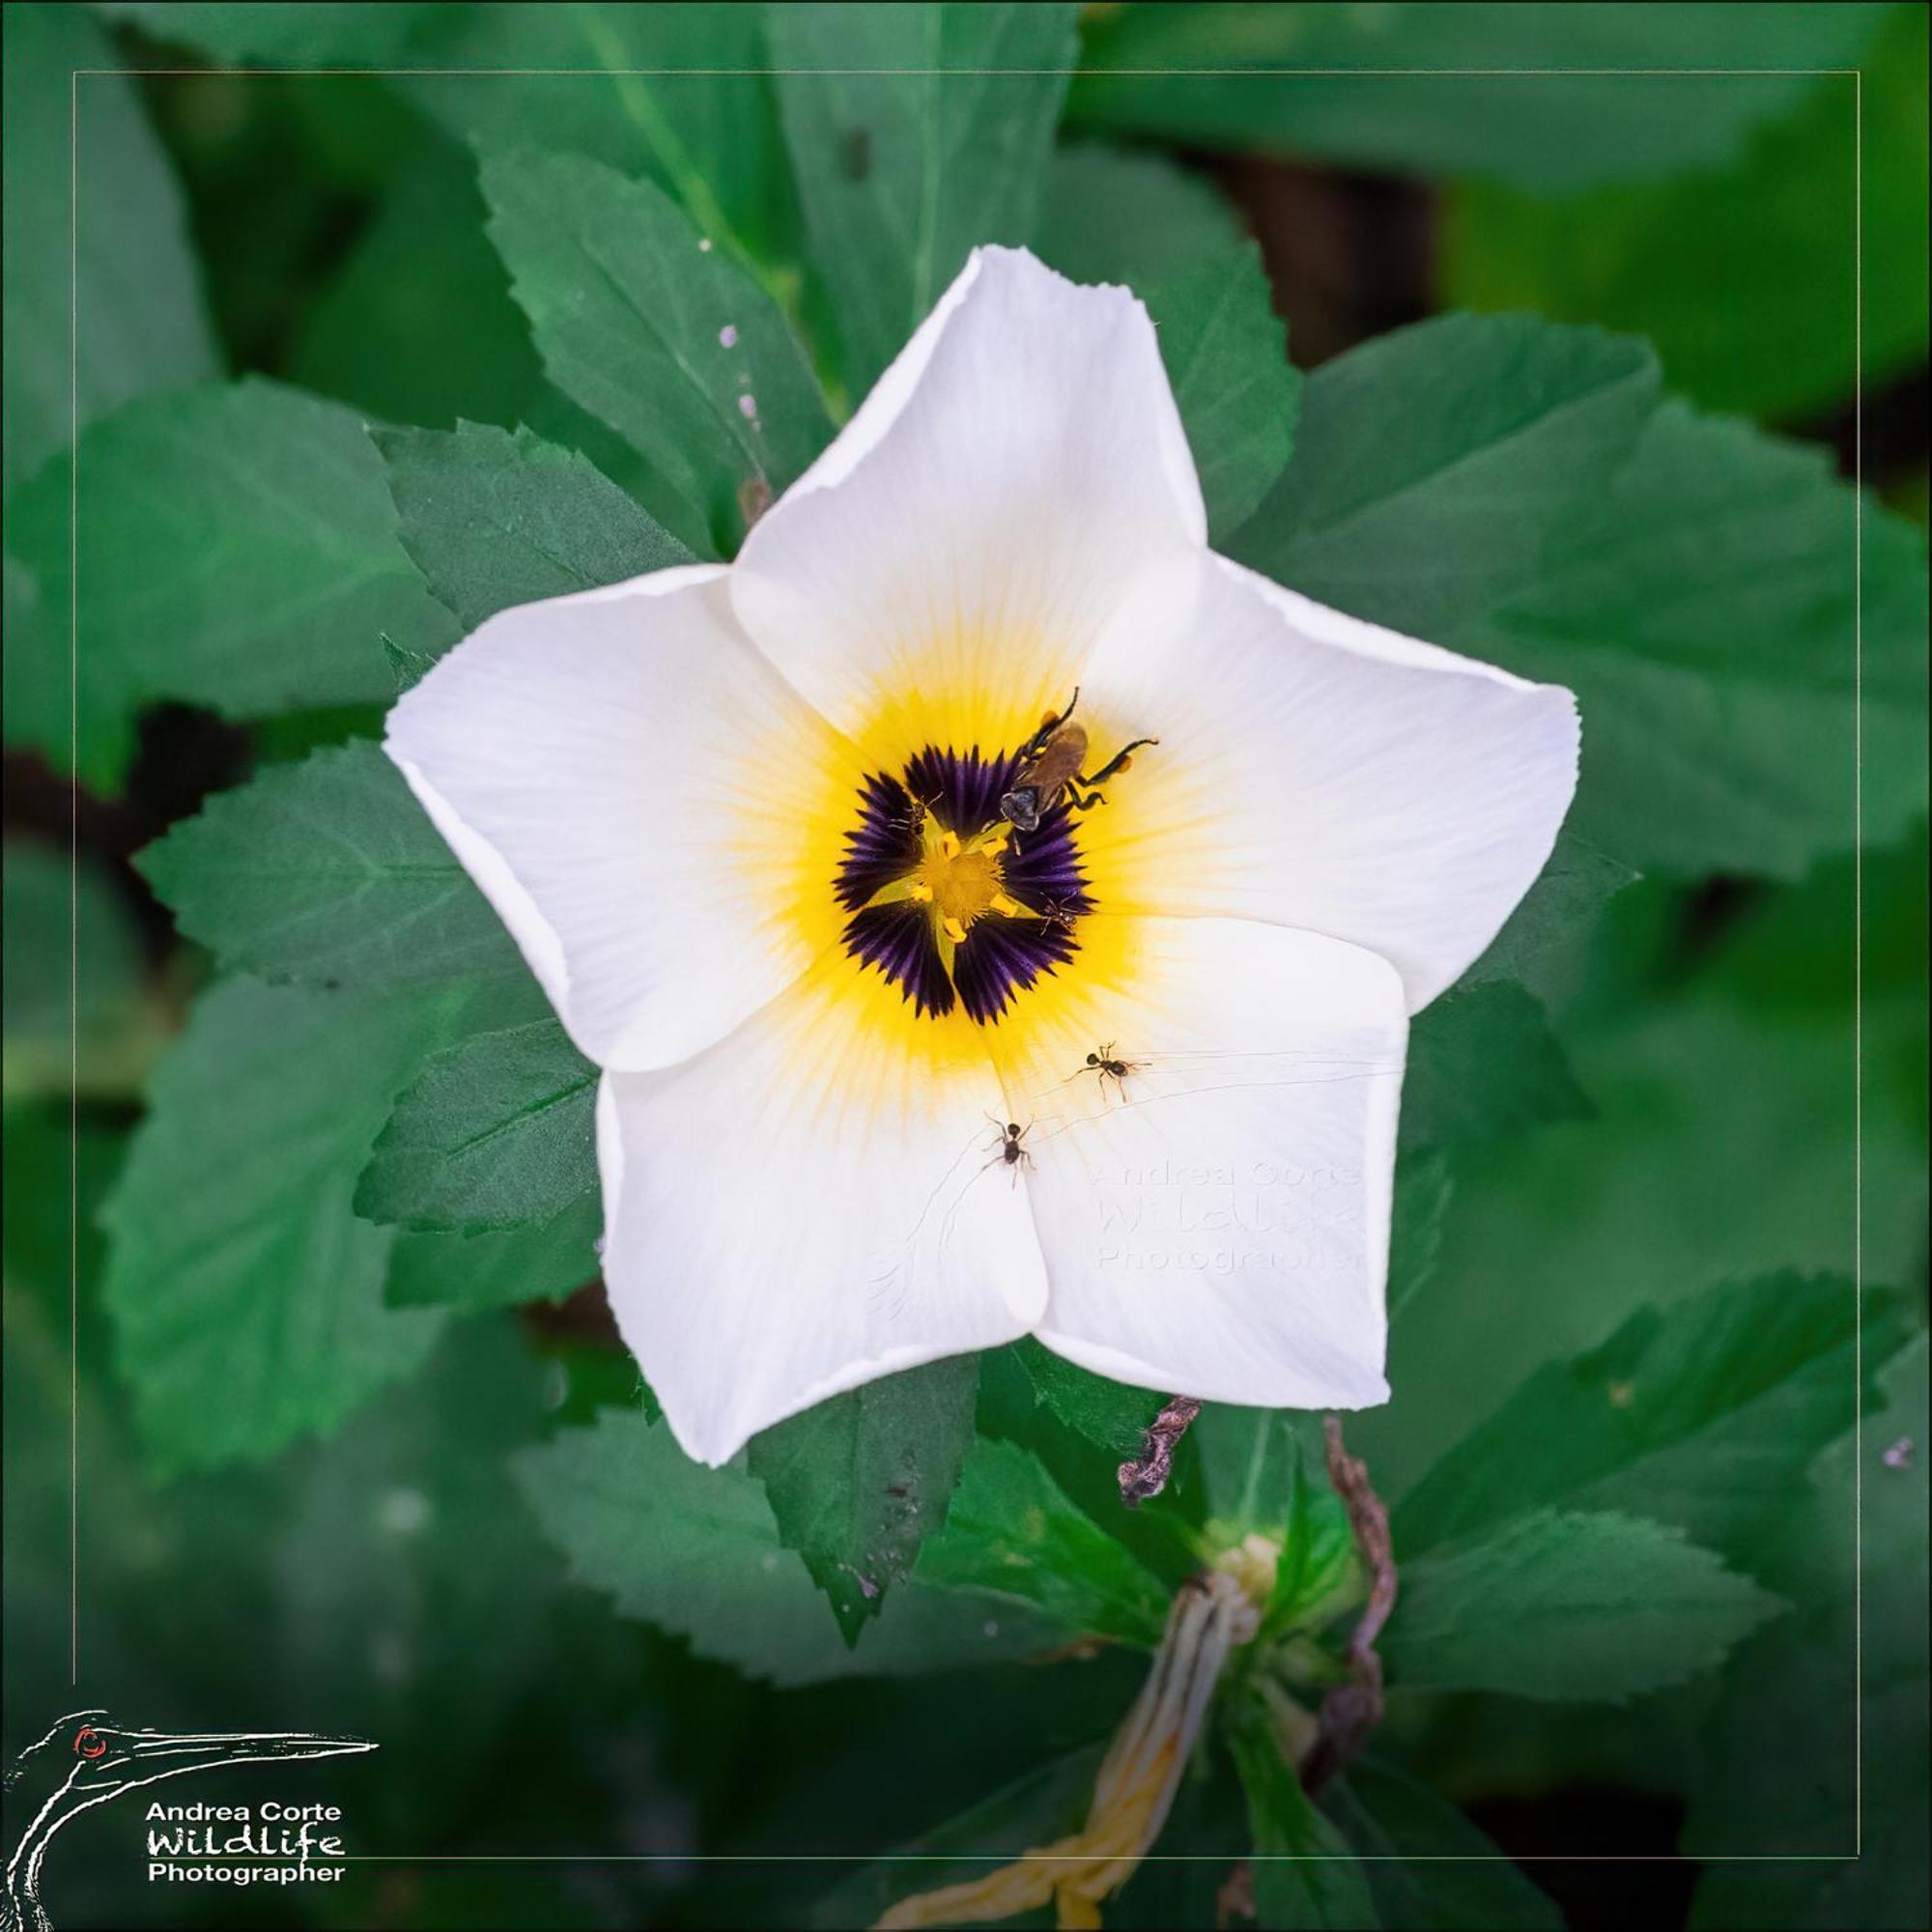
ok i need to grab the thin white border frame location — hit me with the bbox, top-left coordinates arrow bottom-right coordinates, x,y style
57,49 -> 1880,1879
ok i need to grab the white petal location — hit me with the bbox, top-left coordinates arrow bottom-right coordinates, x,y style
385,566 -> 855,1072
729,245 -> 1206,762
598,960 -> 1049,1465
1076,554 -> 1579,1012
1004,917 -> 1406,1410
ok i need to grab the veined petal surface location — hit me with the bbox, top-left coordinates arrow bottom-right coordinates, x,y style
385,566 -> 851,1071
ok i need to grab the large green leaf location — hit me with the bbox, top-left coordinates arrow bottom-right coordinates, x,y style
1069,4 -> 1889,191
384,1197 -> 603,1312
138,740 -> 524,990
1323,1759 -> 1560,1930
1687,1338 -> 1927,1924
1444,4 -> 1929,421
915,1436 -> 1171,1646
482,146 -> 832,557
513,1407 -> 1063,1686
379,420 -> 692,632
1459,835 -> 1636,992
1230,313 -> 1661,640
1464,404 -> 1930,877
99,978 -> 468,1469
1035,144 -> 1298,540
1229,1710 -> 1379,1930
5,380 -> 457,788
1396,1272 -> 1911,1565
1384,1509 -> 1783,1702
768,3 -> 1079,394
1002,1335 -> 1155,1459
749,1357 -> 980,1643
398,4 -> 796,268
1401,981 -> 1591,1151
3,5 -> 218,494
356,1017 -> 597,1233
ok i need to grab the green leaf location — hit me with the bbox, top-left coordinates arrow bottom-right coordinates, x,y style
1229,1708 -> 1379,1930
1396,1272 -> 1912,1566
482,146 -> 832,556
1323,1759 -> 1560,1930
513,1406 -> 1063,1686
1384,1509 -> 1783,1703
1460,835 -> 1637,992
3,838 -> 162,1103
5,379 -> 458,788
768,3 -> 1080,393
748,1356 -> 979,1642
1388,1148 -> 1455,1321
378,421 -> 693,633
1443,5 -> 1929,421
395,3 -> 796,268
1036,144 -> 1298,540
99,977 -> 464,1469
1230,313 -> 1661,640
384,1196 -> 603,1311
3,4 -> 219,493
292,136 -> 546,432
915,1436 -> 1171,1645
1401,981 -> 1591,1151
1069,4 -> 1889,191
137,740 -> 524,990
104,2 -> 448,61
356,1018 -> 597,1234
1004,1335 -> 1155,1459
1464,403 -> 1930,878
1687,1337 -> 1927,1923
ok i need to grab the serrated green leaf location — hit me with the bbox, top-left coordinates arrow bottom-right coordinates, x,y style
1004,1335 -> 1154,1459
1401,981 -> 1591,1152
378,421 -> 693,633
1460,835 -> 1637,991
1069,4 -> 1888,192
1384,1509 -> 1783,1702
1465,403 -> 1930,877
99,978 -> 469,1469
482,146 -> 832,556
513,1406 -> 1063,1686
5,380 -> 457,788
395,4 -> 796,268
749,1356 -> 979,1642
3,4 -> 219,493
1687,1337 -> 1927,1922
384,1195 -> 603,1312
1229,1707 -> 1379,1930
1231,313 -> 1661,640
356,1018 -> 597,1234
1323,1758 -> 1560,1930
1397,1272 -> 1911,1567
1443,5 -> 1928,422
1036,144 -> 1298,540
915,1436 -> 1171,1645
137,740 -> 524,990
768,3 -> 1079,394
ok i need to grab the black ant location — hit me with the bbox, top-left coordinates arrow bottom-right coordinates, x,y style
982,1117 -> 1035,1179
1080,1042 -> 1144,1101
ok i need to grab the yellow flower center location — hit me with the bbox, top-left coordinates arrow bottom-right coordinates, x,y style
861,810 -> 1031,979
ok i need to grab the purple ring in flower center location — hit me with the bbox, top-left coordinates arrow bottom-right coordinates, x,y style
835,746 -> 1095,1023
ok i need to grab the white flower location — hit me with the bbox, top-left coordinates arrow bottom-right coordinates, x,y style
385,246 -> 1577,1466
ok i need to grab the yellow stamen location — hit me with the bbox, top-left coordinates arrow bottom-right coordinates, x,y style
876,1560 -> 1272,1930
858,810 -> 1040,995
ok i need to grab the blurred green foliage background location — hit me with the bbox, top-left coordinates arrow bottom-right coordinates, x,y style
3,6 -> 1926,1929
